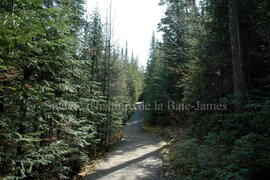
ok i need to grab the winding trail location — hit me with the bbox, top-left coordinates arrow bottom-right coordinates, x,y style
84,103 -> 163,180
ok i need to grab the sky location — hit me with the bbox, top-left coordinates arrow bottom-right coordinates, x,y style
85,0 -> 165,66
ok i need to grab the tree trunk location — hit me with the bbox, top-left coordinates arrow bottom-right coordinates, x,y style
228,0 -> 247,112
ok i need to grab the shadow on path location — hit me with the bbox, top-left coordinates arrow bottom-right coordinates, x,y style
83,103 -> 163,180
85,148 -> 162,180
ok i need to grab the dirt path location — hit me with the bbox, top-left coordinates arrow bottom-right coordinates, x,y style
84,104 -> 163,180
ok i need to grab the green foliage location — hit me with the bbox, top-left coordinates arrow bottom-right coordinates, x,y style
0,1 -> 143,179
144,0 -> 270,179
167,93 -> 270,179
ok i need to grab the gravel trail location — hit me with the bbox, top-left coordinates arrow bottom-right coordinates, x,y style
84,104 -> 163,180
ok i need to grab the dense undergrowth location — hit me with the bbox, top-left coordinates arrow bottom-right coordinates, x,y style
143,102 -> 270,180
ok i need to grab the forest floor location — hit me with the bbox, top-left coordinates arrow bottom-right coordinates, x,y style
82,104 -> 165,180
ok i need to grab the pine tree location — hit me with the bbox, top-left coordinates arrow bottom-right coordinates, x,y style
144,0 -> 270,179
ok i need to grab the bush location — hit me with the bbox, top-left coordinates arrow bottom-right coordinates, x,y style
170,99 -> 270,180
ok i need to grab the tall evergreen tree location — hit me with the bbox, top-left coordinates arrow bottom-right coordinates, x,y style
0,0 -> 144,178
144,0 -> 270,179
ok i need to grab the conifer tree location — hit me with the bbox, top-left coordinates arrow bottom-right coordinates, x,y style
143,0 -> 270,179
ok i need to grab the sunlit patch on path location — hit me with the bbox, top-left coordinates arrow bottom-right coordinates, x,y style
84,103 -> 163,180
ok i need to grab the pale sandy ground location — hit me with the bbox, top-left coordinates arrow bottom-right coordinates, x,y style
84,104 -> 164,180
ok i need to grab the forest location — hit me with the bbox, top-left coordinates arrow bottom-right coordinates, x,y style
0,0 -> 143,179
0,0 -> 269,179
144,0 -> 269,179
